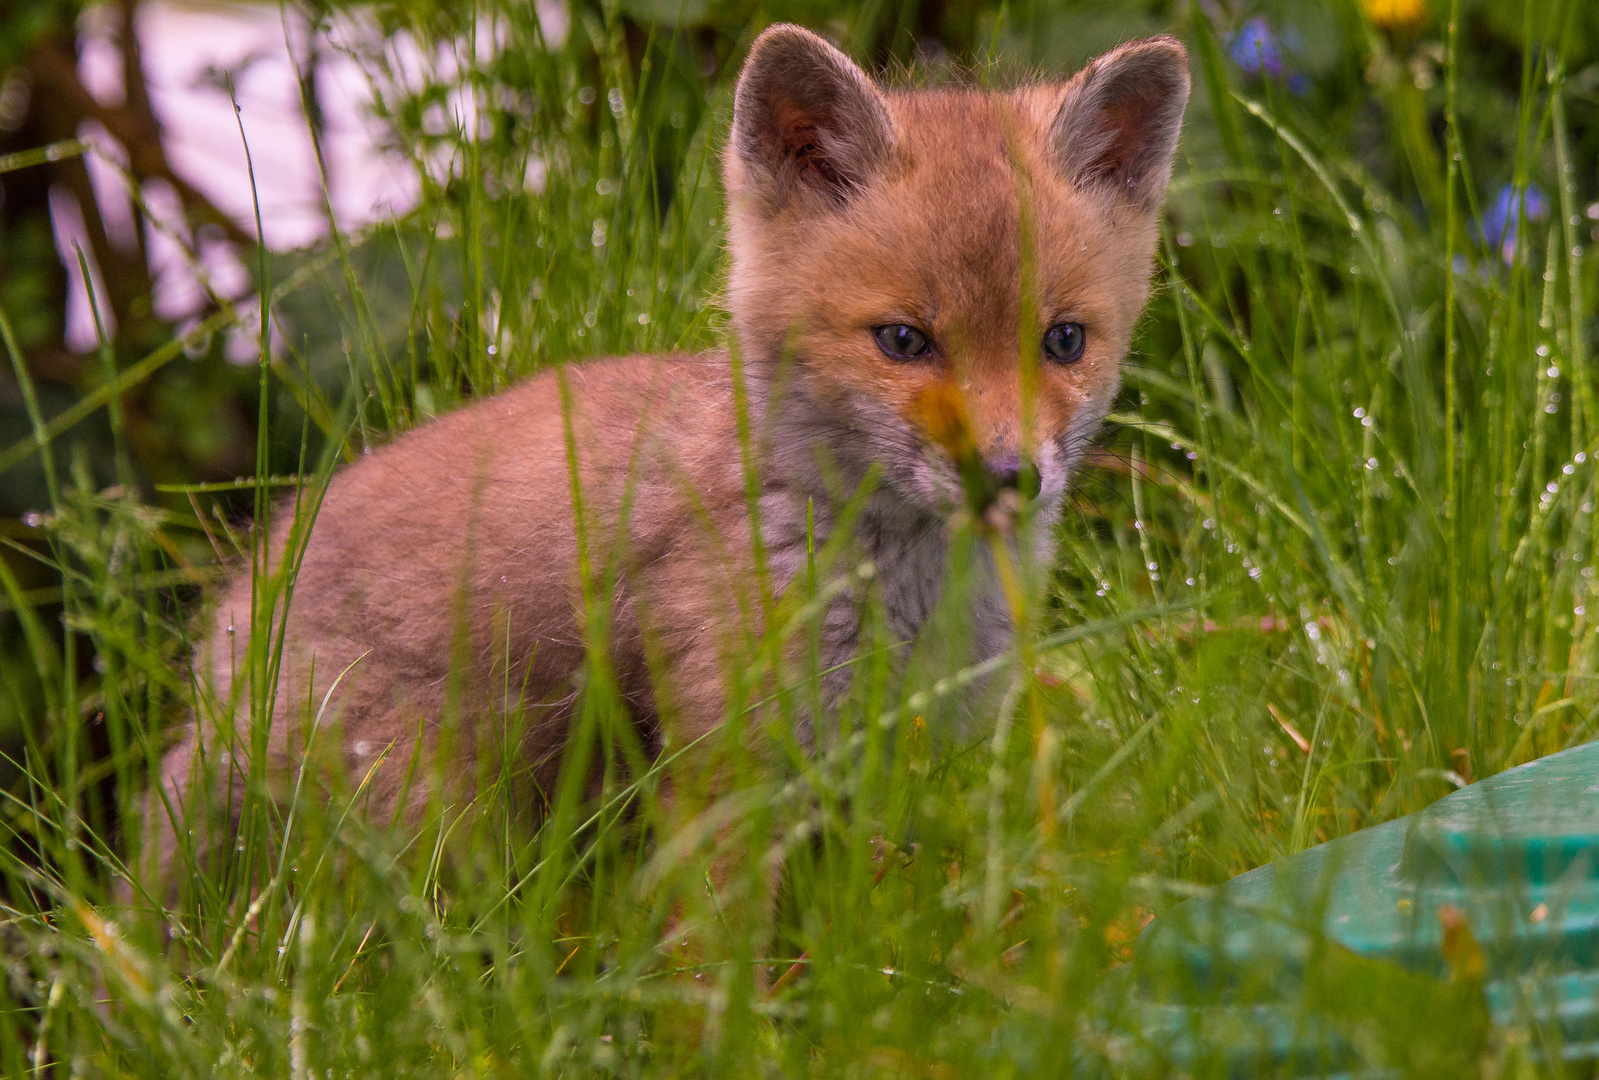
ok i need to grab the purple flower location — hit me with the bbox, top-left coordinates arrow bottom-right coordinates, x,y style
1228,17 -> 1308,92
1480,183 -> 1550,265
1230,17 -> 1285,78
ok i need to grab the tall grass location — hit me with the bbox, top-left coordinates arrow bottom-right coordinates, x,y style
1,0 -> 1596,1075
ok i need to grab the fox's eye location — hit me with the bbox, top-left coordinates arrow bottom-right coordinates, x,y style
1043,322 -> 1087,365
874,324 -> 932,360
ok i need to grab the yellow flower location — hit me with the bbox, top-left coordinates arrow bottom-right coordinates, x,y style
1362,0 -> 1425,28
913,381 -> 977,466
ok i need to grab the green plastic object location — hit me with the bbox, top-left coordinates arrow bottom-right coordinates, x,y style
1129,740 -> 1599,1075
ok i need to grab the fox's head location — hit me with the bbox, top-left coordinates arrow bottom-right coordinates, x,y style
723,25 -> 1188,518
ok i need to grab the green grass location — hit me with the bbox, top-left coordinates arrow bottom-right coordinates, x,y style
3,0 -> 1599,1075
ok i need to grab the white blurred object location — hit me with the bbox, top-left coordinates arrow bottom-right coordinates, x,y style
60,0 -> 423,352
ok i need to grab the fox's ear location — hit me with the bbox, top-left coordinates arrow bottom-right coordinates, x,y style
1050,36 -> 1190,211
727,24 -> 893,211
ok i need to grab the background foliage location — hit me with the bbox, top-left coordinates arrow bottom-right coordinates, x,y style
3,0 -> 1599,1074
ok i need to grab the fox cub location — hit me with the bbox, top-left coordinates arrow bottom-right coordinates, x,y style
151,25 -> 1189,874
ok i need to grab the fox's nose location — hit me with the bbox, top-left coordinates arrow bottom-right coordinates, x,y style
986,452 -> 1022,488
984,452 -> 1041,499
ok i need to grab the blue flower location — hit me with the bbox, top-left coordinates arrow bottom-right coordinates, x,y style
1479,183 -> 1550,265
1230,17 -> 1285,78
1228,17 -> 1309,92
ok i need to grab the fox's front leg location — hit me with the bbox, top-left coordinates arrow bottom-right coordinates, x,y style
627,627 -> 787,988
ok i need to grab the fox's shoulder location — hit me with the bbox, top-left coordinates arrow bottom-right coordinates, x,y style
558,350 -> 736,432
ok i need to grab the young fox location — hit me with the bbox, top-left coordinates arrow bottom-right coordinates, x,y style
152,25 -> 1189,874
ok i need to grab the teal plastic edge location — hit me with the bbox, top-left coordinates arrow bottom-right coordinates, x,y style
1126,741 -> 1599,1073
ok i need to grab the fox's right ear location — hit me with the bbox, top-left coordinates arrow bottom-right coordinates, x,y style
727,25 -> 893,212
1050,36 -> 1190,212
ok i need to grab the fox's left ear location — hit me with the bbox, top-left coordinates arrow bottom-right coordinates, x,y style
726,24 -> 894,213
1050,36 -> 1190,211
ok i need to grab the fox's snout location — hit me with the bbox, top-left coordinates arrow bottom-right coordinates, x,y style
910,378 -> 1064,510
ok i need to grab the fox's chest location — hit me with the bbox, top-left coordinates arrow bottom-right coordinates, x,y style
763,492 -> 1018,699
